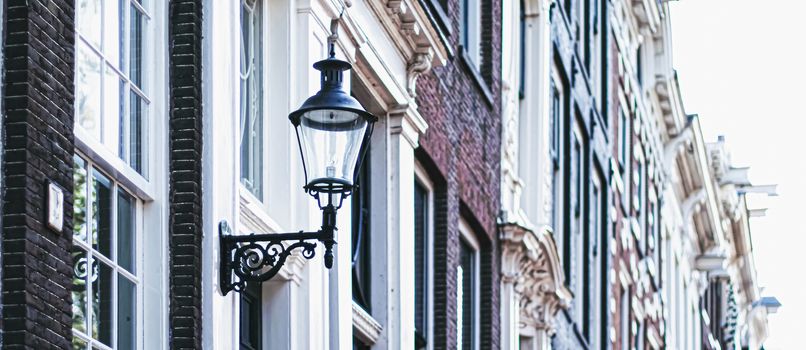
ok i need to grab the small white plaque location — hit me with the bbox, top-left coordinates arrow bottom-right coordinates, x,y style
47,182 -> 64,232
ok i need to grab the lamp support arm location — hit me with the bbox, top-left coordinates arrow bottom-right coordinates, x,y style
219,205 -> 339,295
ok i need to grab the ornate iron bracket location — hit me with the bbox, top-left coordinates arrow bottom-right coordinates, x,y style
219,205 -> 338,295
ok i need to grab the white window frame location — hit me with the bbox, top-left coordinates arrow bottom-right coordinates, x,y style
619,290 -> 630,350
71,153 -> 145,350
457,219 -> 481,350
633,147 -> 645,245
239,0 -> 265,200
461,0 -> 482,69
75,0 -> 154,187
616,90 -> 631,214
570,121 -> 586,324
589,166 -> 604,348
72,0 -> 167,348
414,163 -> 436,350
549,65 -> 565,253
236,0 -> 295,231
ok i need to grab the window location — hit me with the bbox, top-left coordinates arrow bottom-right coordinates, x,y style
457,221 -> 480,350
414,176 -> 433,348
653,194 -> 662,287
636,45 -> 643,87
586,168 -> 605,343
582,0 -> 592,70
563,0 -> 572,18
568,123 -> 586,323
550,80 -> 562,234
240,283 -> 263,350
620,291 -> 630,350
460,0 -> 481,69
618,108 -> 629,171
72,155 -> 140,350
75,0 -> 150,176
352,155 -> 371,310
635,154 -> 645,251
518,9 -> 526,99
240,0 -> 264,198
595,168 -> 609,350
635,320 -> 645,350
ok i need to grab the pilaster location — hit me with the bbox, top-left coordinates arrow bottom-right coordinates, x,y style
368,109 -> 425,350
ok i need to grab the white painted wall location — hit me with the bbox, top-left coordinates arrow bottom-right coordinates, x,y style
200,0 -> 437,347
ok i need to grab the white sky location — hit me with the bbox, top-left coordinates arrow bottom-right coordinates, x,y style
669,1 -> 806,348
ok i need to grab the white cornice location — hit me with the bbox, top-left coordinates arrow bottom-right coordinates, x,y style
352,302 -> 383,345
363,0 -> 449,96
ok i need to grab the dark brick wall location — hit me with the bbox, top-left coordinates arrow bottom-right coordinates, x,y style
415,0 -> 502,344
1,0 -> 76,348
168,0 -> 204,349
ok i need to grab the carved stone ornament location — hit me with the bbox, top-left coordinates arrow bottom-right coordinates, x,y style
500,223 -> 572,335
364,0 -> 448,97
406,51 -> 433,97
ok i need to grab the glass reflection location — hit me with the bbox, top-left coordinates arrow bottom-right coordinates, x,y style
91,259 -> 113,346
74,156 -> 88,243
71,247 -> 88,335
118,276 -> 136,350
118,190 -> 136,273
76,42 -> 102,140
92,170 -> 112,258
76,0 -> 101,47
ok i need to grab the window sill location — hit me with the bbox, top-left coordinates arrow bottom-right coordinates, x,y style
75,128 -> 156,201
352,302 -> 382,346
458,48 -> 495,108
238,187 -> 309,283
238,186 -> 284,234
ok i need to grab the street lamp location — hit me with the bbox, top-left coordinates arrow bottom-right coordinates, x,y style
219,21 -> 377,295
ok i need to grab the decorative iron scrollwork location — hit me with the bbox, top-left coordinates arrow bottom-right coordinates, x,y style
219,204 -> 339,295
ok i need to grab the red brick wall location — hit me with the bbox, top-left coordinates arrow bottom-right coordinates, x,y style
414,0 -> 502,345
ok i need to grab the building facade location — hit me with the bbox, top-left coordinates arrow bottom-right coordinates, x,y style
0,0 -> 777,350
498,1 -> 778,350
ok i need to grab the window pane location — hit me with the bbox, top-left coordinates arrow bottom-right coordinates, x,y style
76,42 -> 102,140
92,170 -> 113,258
77,0 -> 101,48
129,5 -> 144,89
74,157 -> 89,243
414,180 -> 428,347
240,0 -> 263,198
351,158 -> 370,309
240,283 -> 262,350
104,66 -> 122,155
461,0 -> 481,67
91,259 -> 114,346
130,92 -> 146,175
118,189 -> 136,273
72,337 -> 88,350
458,241 -> 474,350
103,0 -> 122,66
71,247 -> 89,335
118,276 -> 137,350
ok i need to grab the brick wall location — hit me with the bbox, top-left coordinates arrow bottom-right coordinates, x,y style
1,0 -> 76,348
415,0 -> 502,344
168,1 -> 204,349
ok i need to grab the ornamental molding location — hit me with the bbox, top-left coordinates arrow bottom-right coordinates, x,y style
630,0 -> 662,33
352,302 -> 383,345
388,105 -> 428,147
500,223 -> 572,335
406,51 -> 433,97
364,0 -> 448,97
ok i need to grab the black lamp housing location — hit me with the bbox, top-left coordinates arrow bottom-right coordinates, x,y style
289,52 -> 377,207
219,22 -> 377,295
